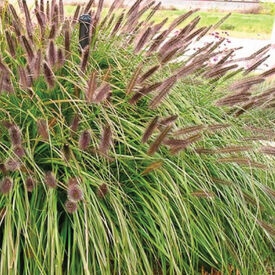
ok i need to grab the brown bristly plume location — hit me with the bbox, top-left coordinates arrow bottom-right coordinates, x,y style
37,119 -> 49,141
168,9 -> 198,33
152,17 -> 168,34
11,20 -> 21,37
134,27 -> 152,53
22,0 -> 33,40
35,8 -> 45,37
173,125 -> 205,136
242,192 -> 263,209
147,30 -> 169,55
95,0 -> 104,25
150,75 -> 177,109
111,12 -> 125,36
21,36 -> 34,61
216,146 -> 253,154
72,5 -> 81,26
141,161 -> 163,175
48,40 -> 57,67
79,130 -> 91,150
128,82 -> 162,105
127,0 -> 142,17
19,66 -> 31,89
242,136 -> 273,142
70,113 -> 80,134
248,44 -> 270,60
138,65 -> 160,84
99,124 -> 112,155
94,83 -> 111,103
191,190 -> 215,198
86,71 -> 97,103
52,4 -> 59,26
216,50 -> 235,66
205,64 -> 238,79
84,0 -> 95,13
145,1 -> 161,23
8,4 -> 21,26
213,13 -> 231,29
107,0 -> 123,17
159,115 -> 178,127
46,0 -> 50,21
206,38 -> 226,55
126,63 -> 143,95
211,177 -> 233,185
80,46 -> 90,73
217,157 -> 267,169
135,1 -> 156,22
244,55 -> 270,76
165,133 -> 202,147
257,219 -> 275,237
170,134 -> 203,154
33,49 -> 42,79
196,24 -> 212,41
40,0 -> 44,14
142,116 -> 159,143
260,66 -> 275,78
147,126 -> 172,156
161,47 -> 181,65
49,24 -> 56,39
5,31 -> 16,57
207,124 -> 231,132
59,0 -> 64,23
260,146 -> 275,156
43,62 -> 55,89
229,76 -> 265,91
215,93 -> 251,107
245,126 -> 275,137
194,148 -> 215,154
185,26 -> 207,42
64,27 -> 70,57
57,48 -> 65,68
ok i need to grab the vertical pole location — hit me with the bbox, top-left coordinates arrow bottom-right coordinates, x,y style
79,14 -> 92,50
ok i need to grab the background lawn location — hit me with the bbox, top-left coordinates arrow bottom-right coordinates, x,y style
65,5 -> 275,39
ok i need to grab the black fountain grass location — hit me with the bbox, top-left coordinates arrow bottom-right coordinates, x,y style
0,0 -> 274,274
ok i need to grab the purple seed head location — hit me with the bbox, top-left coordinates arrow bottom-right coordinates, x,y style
79,130 -> 91,150
45,171 -> 57,188
13,146 -> 25,158
65,200 -> 78,214
37,119 -> 49,141
5,158 -> 20,171
68,184 -> 83,202
26,176 -> 36,192
0,177 -> 13,194
9,125 -> 21,146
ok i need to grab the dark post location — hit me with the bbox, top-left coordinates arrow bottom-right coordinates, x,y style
79,14 -> 92,50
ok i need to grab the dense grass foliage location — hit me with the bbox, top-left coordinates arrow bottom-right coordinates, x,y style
0,0 -> 274,274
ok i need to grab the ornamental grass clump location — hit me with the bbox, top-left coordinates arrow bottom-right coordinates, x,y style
0,0 -> 274,274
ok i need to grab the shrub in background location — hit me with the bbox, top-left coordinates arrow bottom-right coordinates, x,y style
0,0 -> 274,274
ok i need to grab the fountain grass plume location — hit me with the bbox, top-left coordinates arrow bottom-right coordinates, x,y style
0,0 -> 274,274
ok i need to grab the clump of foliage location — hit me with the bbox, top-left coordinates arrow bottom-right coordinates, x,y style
0,0 -> 274,274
